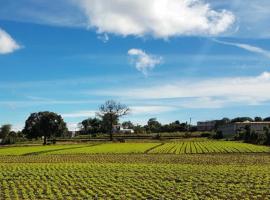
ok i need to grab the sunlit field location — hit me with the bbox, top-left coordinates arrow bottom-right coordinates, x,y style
0,140 -> 269,155
0,140 -> 270,199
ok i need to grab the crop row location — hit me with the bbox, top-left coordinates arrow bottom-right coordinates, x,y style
148,141 -> 270,154
0,141 -> 269,155
0,163 -> 269,199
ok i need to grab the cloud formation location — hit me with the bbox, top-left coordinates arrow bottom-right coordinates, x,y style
213,39 -> 270,58
62,110 -> 96,118
130,106 -> 175,115
76,0 -> 235,38
128,49 -> 162,75
94,72 -> 270,108
0,28 -> 21,54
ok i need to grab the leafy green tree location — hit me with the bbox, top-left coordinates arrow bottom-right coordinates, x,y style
97,100 -> 130,140
147,118 -> 162,133
133,124 -> 146,134
0,124 -> 12,144
0,124 -> 11,139
263,126 -> 270,145
122,121 -> 134,129
231,117 -> 253,123
23,111 -> 68,145
254,117 -> 263,122
80,118 -> 102,134
244,125 -> 251,142
263,117 -> 270,122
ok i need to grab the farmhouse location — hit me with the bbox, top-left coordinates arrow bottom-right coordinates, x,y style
217,121 -> 270,136
113,125 -> 134,134
197,121 -> 216,131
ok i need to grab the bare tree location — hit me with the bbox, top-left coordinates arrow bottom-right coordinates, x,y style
97,100 -> 130,141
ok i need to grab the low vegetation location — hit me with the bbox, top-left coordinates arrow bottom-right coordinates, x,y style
0,153 -> 270,199
0,140 -> 269,156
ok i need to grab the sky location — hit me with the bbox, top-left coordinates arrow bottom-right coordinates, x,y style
0,0 -> 270,130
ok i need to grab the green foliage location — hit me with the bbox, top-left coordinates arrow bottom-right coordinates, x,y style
213,131 -> 223,139
264,117 -> 270,122
0,140 -> 269,155
254,116 -> 263,122
148,140 -> 270,154
97,100 -> 130,140
231,117 -> 254,123
23,111 -> 68,144
146,118 -> 162,133
0,155 -> 269,199
121,121 -> 134,129
0,124 -> 18,145
80,118 -> 102,134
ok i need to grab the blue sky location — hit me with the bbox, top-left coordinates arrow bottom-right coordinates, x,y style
0,0 -> 270,130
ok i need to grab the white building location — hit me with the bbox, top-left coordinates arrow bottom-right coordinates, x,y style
113,125 -> 134,134
217,121 -> 270,136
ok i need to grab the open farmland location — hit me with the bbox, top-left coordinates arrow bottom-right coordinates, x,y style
147,140 -> 270,154
0,154 -> 270,199
0,140 -> 270,199
0,140 -> 269,155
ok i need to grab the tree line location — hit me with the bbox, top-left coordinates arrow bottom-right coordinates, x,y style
0,100 -> 130,144
1,100 -> 270,145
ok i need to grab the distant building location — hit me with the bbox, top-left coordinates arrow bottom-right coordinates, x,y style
217,121 -> 270,136
197,121 -> 216,132
113,125 -> 134,134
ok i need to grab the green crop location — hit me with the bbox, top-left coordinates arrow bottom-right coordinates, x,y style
0,162 -> 269,199
0,140 -> 269,155
148,140 -> 270,154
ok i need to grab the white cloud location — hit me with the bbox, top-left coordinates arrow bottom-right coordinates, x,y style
76,0 -> 235,38
97,33 -> 109,43
128,48 -> 162,75
130,106 -> 175,115
62,110 -> 96,118
94,72 -> 270,108
213,39 -> 270,58
0,28 -> 21,54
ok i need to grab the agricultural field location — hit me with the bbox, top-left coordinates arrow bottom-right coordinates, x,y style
147,140 -> 270,154
0,140 -> 269,155
0,140 -> 270,199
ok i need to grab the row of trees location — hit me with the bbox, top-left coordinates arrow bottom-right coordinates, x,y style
80,118 -> 192,135
1,99 -> 270,144
0,100 -> 130,144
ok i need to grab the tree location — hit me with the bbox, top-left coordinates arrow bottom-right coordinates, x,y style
263,117 -> 270,122
214,118 -> 230,131
263,126 -> 270,145
97,100 -> 130,141
254,117 -> 263,122
231,117 -> 253,123
0,124 -> 11,139
23,111 -> 68,145
0,124 -> 12,144
244,125 -> 251,142
147,118 -> 162,133
80,118 -> 102,134
122,121 -> 134,129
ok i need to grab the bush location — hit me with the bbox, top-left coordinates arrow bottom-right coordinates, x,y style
200,133 -> 211,138
213,131 -> 223,139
